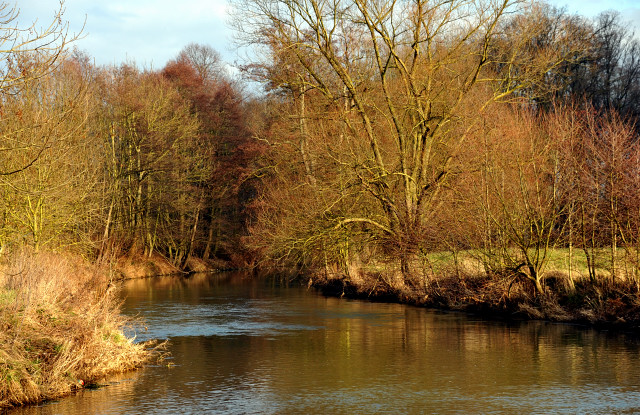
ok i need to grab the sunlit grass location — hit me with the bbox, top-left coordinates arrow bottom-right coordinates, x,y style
0,250 -> 161,410
418,247 -> 639,280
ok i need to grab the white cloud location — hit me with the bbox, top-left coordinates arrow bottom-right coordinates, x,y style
548,0 -> 640,38
15,0 -> 234,68
14,0 -> 640,69
550,0 -> 640,19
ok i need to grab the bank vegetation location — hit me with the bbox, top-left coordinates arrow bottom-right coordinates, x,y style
234,0 -> 640,325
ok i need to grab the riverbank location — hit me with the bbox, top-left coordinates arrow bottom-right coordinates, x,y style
0,251 -> 163,411
309,267 -> 640,329
28,270 -> 640,414
113,253 -> 229,280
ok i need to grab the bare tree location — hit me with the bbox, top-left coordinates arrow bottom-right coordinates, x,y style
473,107 -> 566,294
100,65 -> 200,260
178,43 -> 225,83
0,57 -> 100,253
233,0 -> 590,283
0,1 -> 81,176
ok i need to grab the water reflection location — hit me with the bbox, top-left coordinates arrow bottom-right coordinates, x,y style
9,272 -> 640,414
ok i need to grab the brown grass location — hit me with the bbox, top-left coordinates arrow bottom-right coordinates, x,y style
115,252 -> 180,280
0,249 -> 161,410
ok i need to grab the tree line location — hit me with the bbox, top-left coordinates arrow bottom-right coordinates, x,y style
0,3 -> 259,269
2,0 -> 640,295
235,0 -> 640,294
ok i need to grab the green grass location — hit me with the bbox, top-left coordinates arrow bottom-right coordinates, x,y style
0,289 -> 16,305
544,248 -> 591,274
420,247 -> 640,280
544,247 -> 640,279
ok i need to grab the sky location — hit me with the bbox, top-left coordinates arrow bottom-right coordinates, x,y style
14,0 -> 640,70
16,0 -> 233,69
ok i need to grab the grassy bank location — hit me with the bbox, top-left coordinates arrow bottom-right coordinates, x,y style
310,249 -> 640,327
0,250 -> 161,410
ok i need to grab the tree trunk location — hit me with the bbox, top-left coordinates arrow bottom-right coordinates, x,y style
400,253 -> 413,287
99,199 -> 114,260
181,206 -> 200,269
203,203 -> 218,260
527,262 -> 544,295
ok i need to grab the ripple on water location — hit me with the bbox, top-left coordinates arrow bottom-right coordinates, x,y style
11,273 -> 640,415
125,301 -> 322,340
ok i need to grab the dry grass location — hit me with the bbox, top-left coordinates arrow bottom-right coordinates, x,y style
115,252 -> 180,280
310,253 -> 640,327
0,250 -> 160,410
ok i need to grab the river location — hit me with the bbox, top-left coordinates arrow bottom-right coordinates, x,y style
8,272 -> 640,414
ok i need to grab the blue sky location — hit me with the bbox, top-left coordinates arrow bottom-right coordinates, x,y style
16,0 -> 640,69
18,0 -> 231,68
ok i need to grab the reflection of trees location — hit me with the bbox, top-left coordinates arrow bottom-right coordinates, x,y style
118,275 -> 639,408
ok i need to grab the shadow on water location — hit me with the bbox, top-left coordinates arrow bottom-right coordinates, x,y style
8,271 -> 640,414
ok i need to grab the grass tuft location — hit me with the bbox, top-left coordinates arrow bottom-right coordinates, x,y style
0,249 -> 162,410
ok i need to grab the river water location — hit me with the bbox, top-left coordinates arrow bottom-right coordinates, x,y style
9,272 -> 640,414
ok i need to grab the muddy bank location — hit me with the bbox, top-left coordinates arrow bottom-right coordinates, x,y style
113,253 -> 231,280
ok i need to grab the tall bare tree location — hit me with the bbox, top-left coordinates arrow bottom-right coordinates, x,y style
234,0 -> 589,283
178,42 -> 225,84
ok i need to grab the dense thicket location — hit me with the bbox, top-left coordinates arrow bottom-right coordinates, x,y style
235,0 -> 640,296
1,0 -> 640,295
0,37 -> 258,269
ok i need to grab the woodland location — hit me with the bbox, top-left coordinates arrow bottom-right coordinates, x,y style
2,0 -> 640,307
234,0 -> 640,322
2,0 -> 640,407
